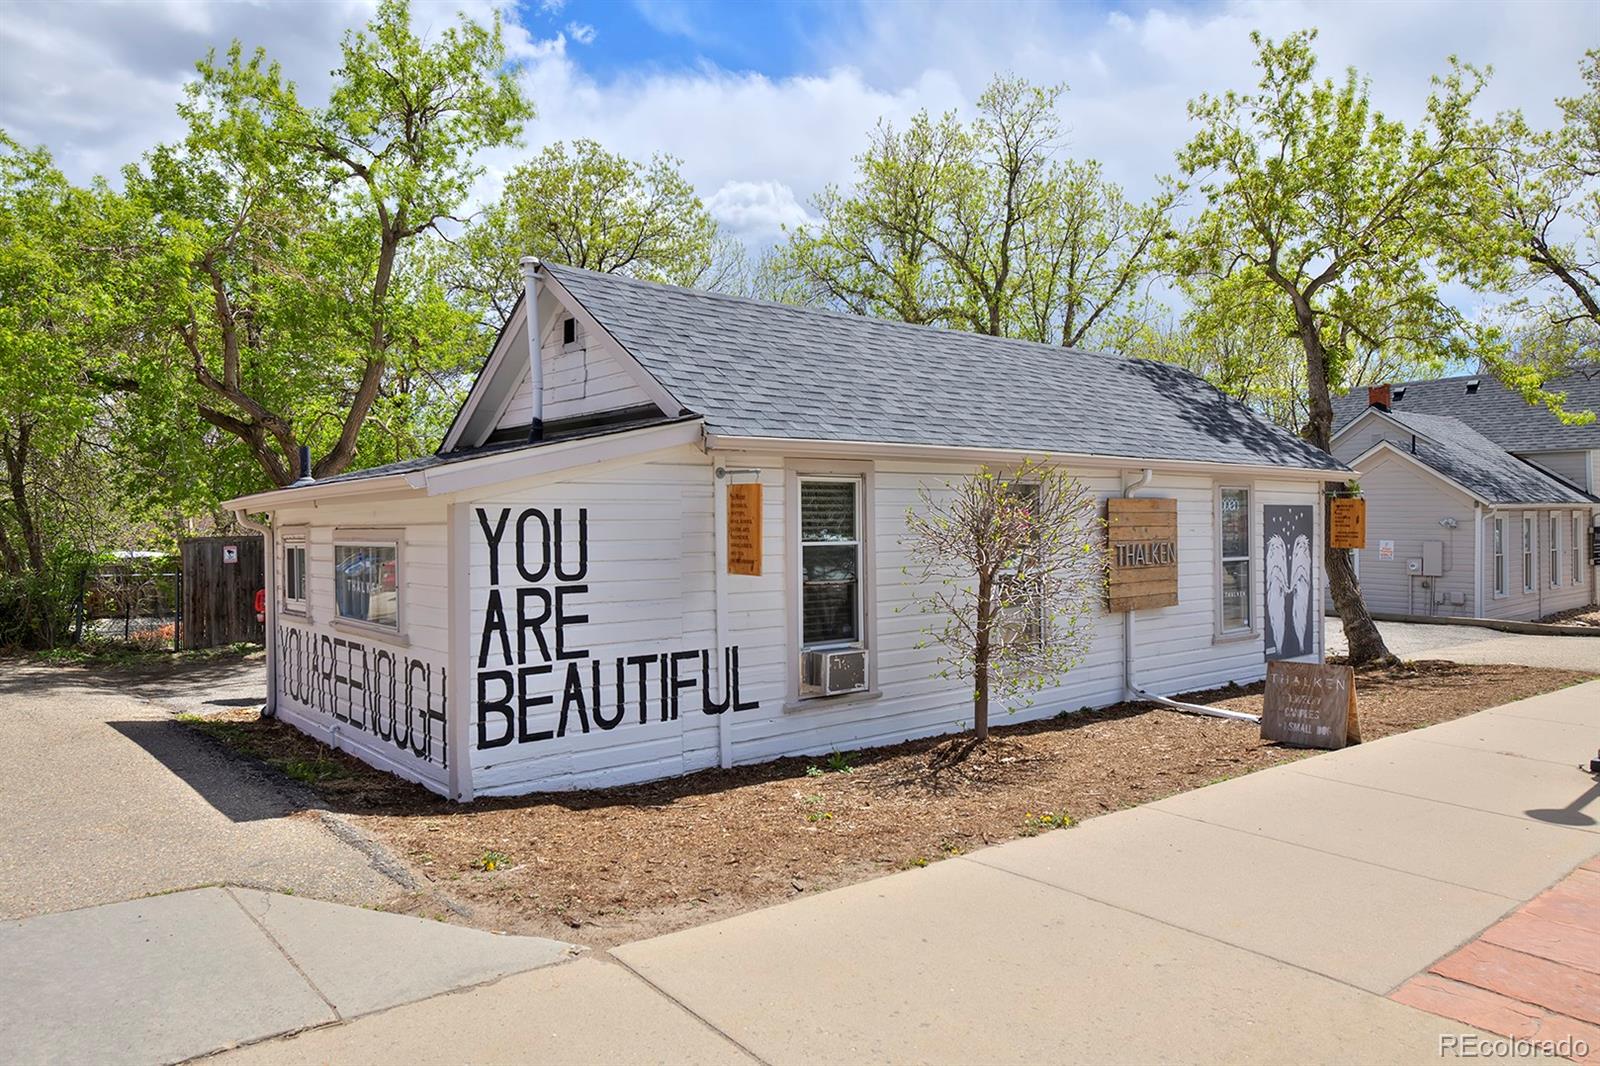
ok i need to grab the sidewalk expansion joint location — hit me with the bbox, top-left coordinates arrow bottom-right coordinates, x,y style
1402,734 -> 1598,770
1284,766 -> 1600,836
222,886 -> 343,1022
1143,806 -> 1521,901
959,853 -> 1424,1002
603,951 -> 773,1066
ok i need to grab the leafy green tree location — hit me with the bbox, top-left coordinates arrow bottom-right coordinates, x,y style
448,139 -> 720,328
0,133 -> 142,574
127,0 -> 530,492
775,75 -> 1171,346
901,461 -> 1103,754
1172,29 -> 1489,664
1451,49 -> 1598,405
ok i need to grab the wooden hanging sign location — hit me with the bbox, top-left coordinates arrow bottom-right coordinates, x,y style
1106,497 -> 1179,611
1261,661 -> 1361,749
1330,497 -> 1367,550
727,482 -> 762,575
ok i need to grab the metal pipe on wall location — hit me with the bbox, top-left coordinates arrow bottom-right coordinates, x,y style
1120,469 -> 1259,724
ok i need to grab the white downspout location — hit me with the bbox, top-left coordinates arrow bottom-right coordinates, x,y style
234,508 -> 277,718
1121,468 -> 1259,724
520,256 -> 545,440
711,457 -> 733,768
1473,503 -> 1485,618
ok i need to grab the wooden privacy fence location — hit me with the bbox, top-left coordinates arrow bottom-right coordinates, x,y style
179,535 -> 265,649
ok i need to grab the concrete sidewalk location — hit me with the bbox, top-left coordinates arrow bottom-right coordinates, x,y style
0,886 -> 576,1065
222,680 -> 1600,1065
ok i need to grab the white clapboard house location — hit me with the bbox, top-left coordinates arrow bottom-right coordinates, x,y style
228,260 -> 1345,799
1330,381 -> 1600,622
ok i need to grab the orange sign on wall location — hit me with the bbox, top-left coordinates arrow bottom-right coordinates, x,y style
727,483 -> 763,575
1330,497 -> 1367,550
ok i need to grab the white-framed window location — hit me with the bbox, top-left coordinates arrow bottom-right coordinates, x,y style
997,481 -> 1045,648
1550,513 -> 1561,588
1575,513 -> 1585,585
332,530 -> 401,631
282,534 -> 308,614
1522,514 -> 1535,594
1492,517 -> 1506,598
1217,486 -> 1252,634
799,478 -> 863,647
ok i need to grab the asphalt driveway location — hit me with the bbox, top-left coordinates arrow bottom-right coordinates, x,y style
1329,617 -> 1600,671
0,654 -> 404,920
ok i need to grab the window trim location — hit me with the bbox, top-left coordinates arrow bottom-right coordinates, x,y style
785,462 -> 877,705
1574,513 -> 1585,586
330,527 -> 405,639
1492,517 -> 1507,598
1550,513 -> 1562,589
1214,484 -> 1258,641
280,525 -> 310,618
1522,514 -> 1536,594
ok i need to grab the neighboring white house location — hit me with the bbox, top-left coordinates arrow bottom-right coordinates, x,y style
228,261 -> 1347,799
1330,385 -> 1599,622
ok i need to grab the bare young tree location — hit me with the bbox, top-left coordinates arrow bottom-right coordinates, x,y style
902,460 -> 1104,753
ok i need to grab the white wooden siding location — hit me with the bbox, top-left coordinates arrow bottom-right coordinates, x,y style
493,317 -> 654,432
460,448 -> 1323,792
1518,449 -> 1594,492
268,497 -> 454,795
1332,411 -> 1420,463
1342,452 -> 1479,617
1481,507 -> 1595,621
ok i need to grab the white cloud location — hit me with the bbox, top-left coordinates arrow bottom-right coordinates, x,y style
704,180 -> 813,242
3,0 -> 1592,271
565,21 -> 596,46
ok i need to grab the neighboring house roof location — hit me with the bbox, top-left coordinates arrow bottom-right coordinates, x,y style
541,263 -> 1344,473
1352,409 -> 1598,506
1331,372 -> 1600,453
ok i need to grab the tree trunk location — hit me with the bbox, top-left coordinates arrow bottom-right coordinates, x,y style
974,573 -> 992,742
1,423 -> 45,573
1324,517 -> 1395,665
1290,298 -> 1395,666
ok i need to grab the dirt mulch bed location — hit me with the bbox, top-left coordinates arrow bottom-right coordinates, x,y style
181,661 -> 1592,948
1538,604 -> 1600,628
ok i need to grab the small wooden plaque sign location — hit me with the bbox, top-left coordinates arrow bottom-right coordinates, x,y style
1329,498 -> 1367,550
1106,497 -> 1179,611
1261,661 -> 1360,749
727,482 -> 762,576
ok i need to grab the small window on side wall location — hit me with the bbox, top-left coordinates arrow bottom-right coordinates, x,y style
334,540 -> 399,629
799,478 -> 861,647
283,538 -> 308,613
1218,487 -> 1251,633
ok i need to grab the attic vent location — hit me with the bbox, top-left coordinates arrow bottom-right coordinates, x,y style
1392,386 -> 1407,402
562,317 -> 577,345
1465,378 -> 1480,394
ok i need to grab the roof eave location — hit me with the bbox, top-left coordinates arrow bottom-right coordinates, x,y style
703,431 -> 1348,478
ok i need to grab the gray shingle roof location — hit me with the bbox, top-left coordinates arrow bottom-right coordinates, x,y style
1332,373 -> 1600,453
544,263 -> 1344,473
1369,411 -> 1596,505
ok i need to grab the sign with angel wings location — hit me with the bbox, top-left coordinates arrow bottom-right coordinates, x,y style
1263,505 -> 1315,661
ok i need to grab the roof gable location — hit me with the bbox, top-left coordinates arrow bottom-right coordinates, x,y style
1331,373 -> 1600,453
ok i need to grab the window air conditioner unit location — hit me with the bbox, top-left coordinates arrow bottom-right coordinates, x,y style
801,648 -> 868,697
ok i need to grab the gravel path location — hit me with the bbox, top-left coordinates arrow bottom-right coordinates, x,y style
0,655 -> 405,920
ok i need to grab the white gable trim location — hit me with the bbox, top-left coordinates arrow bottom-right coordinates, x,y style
439,267 -> 688,453
1330,405 -> 1442,449
1348,439 -> 1488,506
540,266 -> 685,419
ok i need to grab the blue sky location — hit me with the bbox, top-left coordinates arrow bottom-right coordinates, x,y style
2,0 -> 1594,252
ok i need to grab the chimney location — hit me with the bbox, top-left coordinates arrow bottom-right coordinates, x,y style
291,444 -> 315,486
520,256 -> 544,442
1367,384 -> 1392,411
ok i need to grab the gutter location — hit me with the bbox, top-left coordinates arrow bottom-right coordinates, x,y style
702,432 -> 1348,481
1120,468 -> 1260,725
233,507 -> 277,719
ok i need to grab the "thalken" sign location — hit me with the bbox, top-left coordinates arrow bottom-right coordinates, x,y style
1106,497 -> 1179,611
